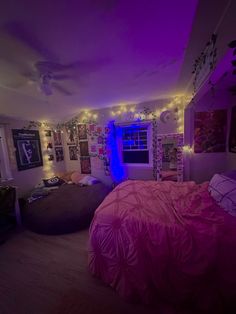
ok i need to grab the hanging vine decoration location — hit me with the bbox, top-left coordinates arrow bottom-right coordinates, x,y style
192,33 -> 217,95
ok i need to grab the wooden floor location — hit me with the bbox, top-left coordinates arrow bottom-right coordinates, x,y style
0,229 -> 193,314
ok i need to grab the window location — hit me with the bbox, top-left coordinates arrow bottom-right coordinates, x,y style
122,125 -> 149,164
0,126 -> 13,182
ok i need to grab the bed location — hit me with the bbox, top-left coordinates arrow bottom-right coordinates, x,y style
88,178 -> 236,310
22,182 -> 110,235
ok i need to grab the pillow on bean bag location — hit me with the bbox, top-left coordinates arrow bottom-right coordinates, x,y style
79,175 -> 100,186
71,171 -> 86,184
43,176 -> 65,187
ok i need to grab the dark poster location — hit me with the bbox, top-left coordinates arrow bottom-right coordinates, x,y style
80,157 -> 91,174
229,105 -> 236,153
12,129 -> 43,171
69,146 -> 78,160
78,124 -> 87,140
79,141 -> 89,156
194,110 -> 227,153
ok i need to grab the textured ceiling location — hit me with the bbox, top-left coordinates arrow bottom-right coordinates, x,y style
0,0 -> 235,122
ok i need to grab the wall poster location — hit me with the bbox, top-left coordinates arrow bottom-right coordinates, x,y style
194,110 -> 227,153
80,157 -> 91,174
12,129 -> 43,171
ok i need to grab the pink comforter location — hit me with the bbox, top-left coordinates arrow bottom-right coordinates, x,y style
88,180 -> 236,306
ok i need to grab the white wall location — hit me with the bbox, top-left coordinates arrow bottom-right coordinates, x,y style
184,89 -> 235,183
0,116 -> 66,197
63,99 -> 180,184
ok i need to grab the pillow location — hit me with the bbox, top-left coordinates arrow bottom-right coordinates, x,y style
56,171 -> 74,183
43,176 -> 65,187
222,170 -> 236,181
208,174 -> 236,216
79,175 -> 100,186
71,171 -> 86,184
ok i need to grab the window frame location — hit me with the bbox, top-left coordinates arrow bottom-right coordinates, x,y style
118,122 -> 153,168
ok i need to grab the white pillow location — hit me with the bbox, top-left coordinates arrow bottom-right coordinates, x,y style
79,175 -> 99,186
208,174 -> 236,216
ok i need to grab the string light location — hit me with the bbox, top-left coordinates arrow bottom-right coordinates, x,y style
183,145 -> 193,153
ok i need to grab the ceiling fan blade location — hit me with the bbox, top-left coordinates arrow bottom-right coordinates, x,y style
3,21 -> 58,61
51,82 -> 73,96
40,82 -> 52,96
53,74 -> 74,80
35,61 -> 66,73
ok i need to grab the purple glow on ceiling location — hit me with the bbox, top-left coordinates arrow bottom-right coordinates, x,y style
0,0 -> 199,121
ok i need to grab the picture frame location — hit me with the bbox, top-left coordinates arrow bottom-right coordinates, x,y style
69,146 -> 78,160
194,110 -> 227,153
80,157 -> 91,174
12,129 -> 43,171
66,129 -> 76,145
78,124 -> 87,140
55,147 -> 64,162
53,131 -> 62,146
79,141 -> 89,156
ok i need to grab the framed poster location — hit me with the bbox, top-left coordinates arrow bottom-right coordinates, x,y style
194,110 -> 227,153
79,141 -> 89,156
80,157 -> 91,174
229,106 -> 236,153
69,146 -> 78,160
66,129 -> 76,145
78,124 -> 87,140
12,129 -> 43,171
53,131 -> 62,146
55,147 -> 64,162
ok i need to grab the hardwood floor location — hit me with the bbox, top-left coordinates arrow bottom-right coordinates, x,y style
0,229 -> 190,314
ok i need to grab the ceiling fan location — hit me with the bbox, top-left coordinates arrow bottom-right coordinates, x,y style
24,61 -> 75,96
0,21 -> 109,96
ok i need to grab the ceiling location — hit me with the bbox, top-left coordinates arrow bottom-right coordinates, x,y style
0,0 -> 235,122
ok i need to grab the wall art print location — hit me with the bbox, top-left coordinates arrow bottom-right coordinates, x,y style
66,129 -> 76,145
55,147 -> 64,162
53,131 -> 62,146
80,157 -> 91,174
69,146 -> 78,160
12,129 -> 43,171
194,110 -> 227,153
229,105 -> 236,153
79,141 -> 89,156
78,124 -> 87,140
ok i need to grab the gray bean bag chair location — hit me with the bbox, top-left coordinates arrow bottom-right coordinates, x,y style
22,183 -> 110,235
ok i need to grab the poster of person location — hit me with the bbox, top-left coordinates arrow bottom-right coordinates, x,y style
53,131 -> 62,146
229,106 -> 236,153
12,129 -> 43,171
66,129 -> 76,145
69,146 -> 78,160
78,124 -> 87,140
80,157 -> 91,174
194,110 -> 227,153
79,141 -> 89,156
55,147 -> 64,162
